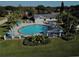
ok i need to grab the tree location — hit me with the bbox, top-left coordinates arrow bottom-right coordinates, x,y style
5,6 -> 16,11
57,11 -> 78,40
35,5 -> 46,14
60,1 -> 64,13
0,6 -> 5,10
70,5 -> 79,19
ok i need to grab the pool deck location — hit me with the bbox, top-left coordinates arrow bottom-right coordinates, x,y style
8,18 -> 58,39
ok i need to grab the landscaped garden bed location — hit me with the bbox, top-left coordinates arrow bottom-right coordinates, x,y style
23,35 -> 50,46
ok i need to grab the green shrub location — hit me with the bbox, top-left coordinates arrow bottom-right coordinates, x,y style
23,35 -> 50,46
23,37 -> 34,46
62,33 -> 74,41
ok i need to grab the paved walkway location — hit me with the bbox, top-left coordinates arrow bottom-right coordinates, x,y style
0,17 -> 8,25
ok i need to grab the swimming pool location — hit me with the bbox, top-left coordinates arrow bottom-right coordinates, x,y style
18,24 -> 48,36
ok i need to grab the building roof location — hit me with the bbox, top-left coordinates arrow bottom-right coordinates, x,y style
34,12 -> 59,19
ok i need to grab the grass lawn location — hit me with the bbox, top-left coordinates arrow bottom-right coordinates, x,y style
0,36 -> 79,57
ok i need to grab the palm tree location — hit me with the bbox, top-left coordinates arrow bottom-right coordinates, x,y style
57,11 -> 78,40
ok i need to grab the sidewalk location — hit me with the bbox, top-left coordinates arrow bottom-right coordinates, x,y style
0,17 -> 8,25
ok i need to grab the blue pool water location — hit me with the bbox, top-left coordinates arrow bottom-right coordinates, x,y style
18,24 -> 48,35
